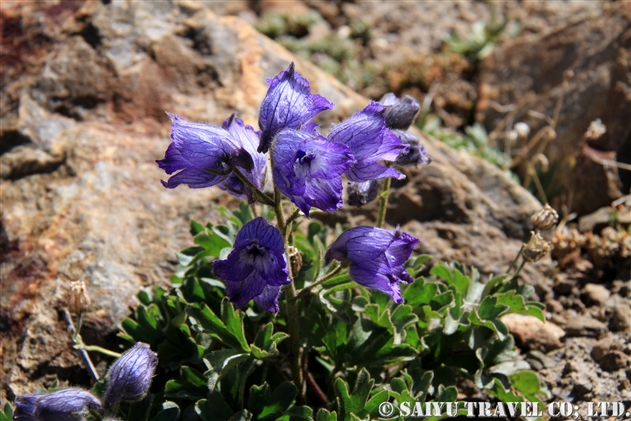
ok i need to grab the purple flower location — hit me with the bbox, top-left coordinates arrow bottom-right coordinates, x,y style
272,128 -> 353,216
218,114 -> 267,203
347,180 -> 380,208
14,394 -> 38,421
328,102 -> 407,182
15,389 -> 103,421
392,130 -> 432,166
325,227 -> 419,303
213,217 -> 291,312
379,93 -> 421,130
258,62 -> 334,153
157,114 -> 254,189
103,342 -> 158,413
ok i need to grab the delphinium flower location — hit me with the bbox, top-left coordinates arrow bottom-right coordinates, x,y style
379,93 -> 431,166
157,113 -> 254,189
347,180 -> 380,208
103,342 -> 158,413
328,102 -> 407,182
324,226 -> 419,303
379,93 -> 420,130
213,217 -> 291,312
258,62 -> 334,153
218,114 -> 267,203
272,127 -> 354,216
14,388 -> 103,421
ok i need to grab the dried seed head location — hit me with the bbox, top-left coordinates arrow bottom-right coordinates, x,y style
531,204 -> 559,231
287,246 -> 303,275
523,231 -> 551,262
68,280 -> 91,315
585,118 -> 607,141
514,122 -> 530,139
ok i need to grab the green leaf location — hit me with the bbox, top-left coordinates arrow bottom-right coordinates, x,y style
404,280 -> 438,307
196,392 -> 236,421
430,264 -> 453,283
412,254 -> 432,270
252,322 -> 289,359
164,366 -> 207,400
316,409 -> 337,421
0,402 -> 13,421
190,220 -> 205,236
187,302 -> 250,352
221,299 -> 251,352
248,382 -> 298,421
150,402 -> 180,421
334,368 -> 374,420
277,405 -> 314,421
204,349 -> 251,392
509,370 -> 548,403
194,228 -> 232,257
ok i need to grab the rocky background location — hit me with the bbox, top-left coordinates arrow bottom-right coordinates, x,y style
2,0 -> 631,411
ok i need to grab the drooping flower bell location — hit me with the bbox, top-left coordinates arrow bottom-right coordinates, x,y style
347,180 -> 379,208
272,128 -> 354,216
325,226 -> 419,303
213,217 -> 291,312
379,93 -> 421,130
103,342 -> 158,413
328,102 -> 407,182
14,388 -> 103,421
392,130 -> 432,166
218,114 -> 267,203
258,62 -> 334,153
157,113 -> 254,189
379,93 -> 431,166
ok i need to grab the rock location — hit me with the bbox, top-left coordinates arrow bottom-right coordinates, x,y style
546,299 -> 564,314
611,304 -> 631,332
477,3 -> 631,216
592,335 -> 624,362
565,316 -> 608,337
599,351 -> 629,372
582,283 -> 611,306
501,314 -> 565,352
0,0 -> 551,400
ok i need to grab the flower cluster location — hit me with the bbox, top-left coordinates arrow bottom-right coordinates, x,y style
158,63 -> 430,309
15,342 -> 157,421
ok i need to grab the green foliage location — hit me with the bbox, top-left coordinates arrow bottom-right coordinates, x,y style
116,206 -> 548,421
0,402 -> 13,421
443,8 -> 520,61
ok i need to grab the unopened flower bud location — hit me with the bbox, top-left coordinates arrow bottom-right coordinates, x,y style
347,180 -> 379,207
514,122 -> 530,138
523,231 -> 551,262
287,246 -> 303,275
68,280 -> 91,315
15,388 -> 103,421
103,342 -> 158,413
380,93 -> 421,130
392,130 -> 432,166
531,204 -> 558,231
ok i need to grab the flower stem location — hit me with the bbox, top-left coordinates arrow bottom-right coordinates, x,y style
64,310 -> 101,381
233,168 -> 275,206
283,282 -> 305,403
271,185 -> 305,402
295,263 -> 342,299
506,245 -> 524,274
79,345 -> 122,359
376,177 -> 392,228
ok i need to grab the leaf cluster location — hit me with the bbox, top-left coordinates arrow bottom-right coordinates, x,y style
114,206 -> 548,421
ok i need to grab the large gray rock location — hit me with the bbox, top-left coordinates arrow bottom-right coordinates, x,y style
1,0 -> 545,399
